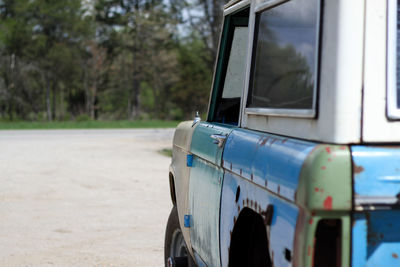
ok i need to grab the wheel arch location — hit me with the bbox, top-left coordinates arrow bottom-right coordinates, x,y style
228,207 -> 272,267
168,170 -> 177,206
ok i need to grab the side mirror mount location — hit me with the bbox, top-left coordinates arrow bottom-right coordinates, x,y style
192,111 -> 201,127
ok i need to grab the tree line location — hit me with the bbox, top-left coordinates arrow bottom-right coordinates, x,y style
0,0 -> 228,121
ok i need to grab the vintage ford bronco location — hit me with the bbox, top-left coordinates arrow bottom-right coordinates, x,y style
164,0 -> 400,266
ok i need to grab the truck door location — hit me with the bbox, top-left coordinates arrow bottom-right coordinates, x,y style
188,7 -> 250,267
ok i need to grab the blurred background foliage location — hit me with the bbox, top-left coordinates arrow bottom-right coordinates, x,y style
0,0 -> 228,122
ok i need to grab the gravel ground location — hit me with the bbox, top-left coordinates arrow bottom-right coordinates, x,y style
0,129 -> 175,266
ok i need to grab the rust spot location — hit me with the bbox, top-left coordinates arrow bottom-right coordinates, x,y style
311,211 -> 316,216
307,245 -> 311,256
282,138 -> 288,144
242,199 -> 245,206
353,163 -> 365,174
323,196 -> 333,210
320,188 -> 324,193
251,173 -> 254,180
309,218 -> 313,225
393,253 -> 399,259
325,147 -> 331,154
314,187 -> 319,192
246,199 -> 249,206
260,138 -> 269,146
321,166 -> 326,170
270,138 -> 277,145
237,206 -> 240,212
340,146 -> 346,150
328,158 -> 332,162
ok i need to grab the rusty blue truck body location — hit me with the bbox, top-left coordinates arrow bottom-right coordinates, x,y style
164,0 -> 400,266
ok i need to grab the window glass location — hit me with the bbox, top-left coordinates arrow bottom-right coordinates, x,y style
222,27 -> 249,99
247,0 -> 320,110
209,8 -> 249,125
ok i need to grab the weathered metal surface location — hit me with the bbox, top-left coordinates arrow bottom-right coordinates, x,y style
351,146 -> 400,208
292,211 -> 351,267
223,129 -> 316,202
297,145 -> 352,211
293,145 -> 352,267
352,211 -> 400,266
173,121 -> 197,151
220,171 -> 298,267
222,130 -> 352,267
190,122 -> 233,166
188,121 -> 234,267
170,121 -> 198,255
189,156 -> 223,267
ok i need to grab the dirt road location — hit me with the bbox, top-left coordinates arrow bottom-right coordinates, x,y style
0,129 -> 175,266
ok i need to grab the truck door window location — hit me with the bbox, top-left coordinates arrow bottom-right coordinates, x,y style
247,0 -> 321,116
208,8 -> 249,125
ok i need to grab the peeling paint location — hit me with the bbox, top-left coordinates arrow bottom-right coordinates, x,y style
323,196 -> 333,210
260,137 -> 268,146
353,164 -> 365,174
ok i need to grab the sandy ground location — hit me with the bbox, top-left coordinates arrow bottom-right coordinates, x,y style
0,129 -> 175,266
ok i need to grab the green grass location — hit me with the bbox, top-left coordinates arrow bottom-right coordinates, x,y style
158,148 -> 172,157
0,120 -> 180,130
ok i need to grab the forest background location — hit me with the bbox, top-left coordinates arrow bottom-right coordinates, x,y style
0,0 -> 228,123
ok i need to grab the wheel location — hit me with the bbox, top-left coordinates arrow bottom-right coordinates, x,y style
164,206 -> 196,267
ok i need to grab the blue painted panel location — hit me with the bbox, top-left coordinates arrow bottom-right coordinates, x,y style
189,121 -> 234,267
352,211 -> 400,266
352,214 -> 367,267
352,146 -> 400,198
220,171 -> 298,267
189,156 -> 223,267
191,122 -> 233,166
223,129 -> 316,201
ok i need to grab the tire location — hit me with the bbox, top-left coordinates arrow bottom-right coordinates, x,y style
164,206 -> 197,267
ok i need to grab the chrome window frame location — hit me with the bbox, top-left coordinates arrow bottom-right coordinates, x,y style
387,0 -> 400,119
243,0 -> 322,118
